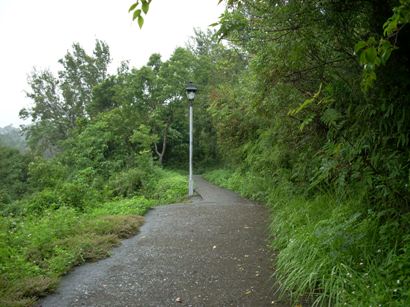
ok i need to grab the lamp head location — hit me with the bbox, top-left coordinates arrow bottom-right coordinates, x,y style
186,81 -> 197,101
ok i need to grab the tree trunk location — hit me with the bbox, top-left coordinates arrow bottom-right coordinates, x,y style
154,123 -> 170,165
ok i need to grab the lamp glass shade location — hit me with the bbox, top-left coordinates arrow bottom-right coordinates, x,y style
187,91 -> 196,100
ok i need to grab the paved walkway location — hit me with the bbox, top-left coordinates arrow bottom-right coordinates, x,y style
38,176 -> 287,307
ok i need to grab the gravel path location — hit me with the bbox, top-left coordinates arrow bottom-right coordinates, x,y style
38,176 -> 288,307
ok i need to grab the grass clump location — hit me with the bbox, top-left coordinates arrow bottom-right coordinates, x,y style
86,215 -> 145,239
89,196 -> 155,216
0,276 -> 57,307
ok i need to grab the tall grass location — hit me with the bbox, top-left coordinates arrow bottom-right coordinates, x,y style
204,169 -> 410,306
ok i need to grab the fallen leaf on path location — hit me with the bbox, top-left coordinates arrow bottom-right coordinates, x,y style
175,297 -> 182,303
212,245 -> 216,249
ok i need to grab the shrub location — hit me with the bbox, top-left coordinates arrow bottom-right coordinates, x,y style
58,180 -> 99,211
108,168 -> 146,197
147,170 -> 188,204
24,189 -> 61,215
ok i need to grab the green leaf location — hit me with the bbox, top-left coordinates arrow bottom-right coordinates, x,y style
362,70 -> 377,91
133,9 -> 141,21
365,47 -> 378,64
321,108 -> 342,127
289,83 -> 322,115
142,2 -> 149,14
138,15 -> 144,28
379,40 -> 394,64
209,22 -> 219,27
383,17 -> 399,36
354,41 -> 367,54
380,49 -> 393,64
359,51 -> 367,65
299,113 -> 316,131
128,2 -> 139,13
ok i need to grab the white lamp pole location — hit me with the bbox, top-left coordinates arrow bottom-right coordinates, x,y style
186,81 -> 197,197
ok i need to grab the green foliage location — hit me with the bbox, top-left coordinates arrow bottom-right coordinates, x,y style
384,0 -> 410,36
27,158 -> 68,191
205,169 -> 410,305
58,180 -> 100,211
108,168 -> 145,197
0,125 -> 27,152
144,169 -> 188,204
1,0 -> 409,304
271,198 -> 410,306
0,168 -> 187,305
21,40 -> 111,154
0,146 -> 29,205
355,37 -> 396,90
212,0 -> 410,203
203,169 -> 235,188
89,196 -> 154,216
354,0 -> 410,90
129,0 -> 152,28
199,4 -> 410,305
1,48 -> 190,303
24,189 -> 60,215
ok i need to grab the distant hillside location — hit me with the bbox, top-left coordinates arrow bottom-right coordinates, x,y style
0,125 -> 27,152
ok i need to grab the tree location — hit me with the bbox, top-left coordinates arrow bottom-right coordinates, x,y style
21,40 -> 111,154
0,125 -> 27,152
122,49 -> 196,165
0,145 -> 29,204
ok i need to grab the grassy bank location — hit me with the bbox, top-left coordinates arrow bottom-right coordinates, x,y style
204,169 -> 410,306
0,169 -> 187,307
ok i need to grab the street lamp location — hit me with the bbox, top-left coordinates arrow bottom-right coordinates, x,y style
186,81 -> 197,197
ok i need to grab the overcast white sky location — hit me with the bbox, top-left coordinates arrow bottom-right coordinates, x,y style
0,0 -> 224,127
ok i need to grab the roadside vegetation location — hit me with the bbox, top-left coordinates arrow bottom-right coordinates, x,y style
0,167 -> 186,306
0,41 -> 192,306
204,169 -> 409,306
199,0 -> 410,305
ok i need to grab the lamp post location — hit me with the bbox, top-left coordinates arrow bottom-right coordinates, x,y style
186,81 -> 197,197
